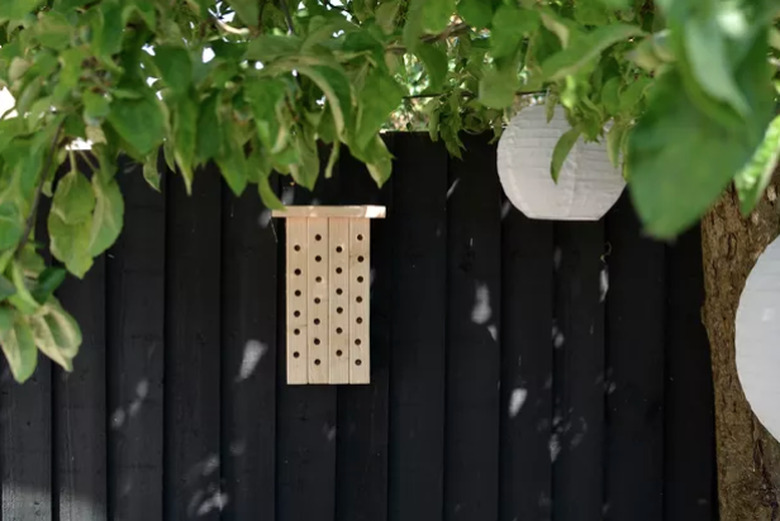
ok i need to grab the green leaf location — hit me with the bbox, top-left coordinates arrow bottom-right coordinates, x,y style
216,121 -> 249,196
542,24 -> 643,80
245,35 -> 302,62
491,5 -> 539,60
35,12 -> 73,50
8,260 -> 41,315
226,0 -> 259,26
413,0 -> 456,34
0,203 -> 23,251
83,91 -> 111,124
0,0 -> 43,20
684,16 -> 748,117
172,94 -> 198,193
325,141 -> 340,180
31,267 -> 66,305
30,299 -> 81,372
51,169 -> 95,225
354,70 -> 404,151
108,95 -> 165,156
195,93 -> 222,164
458,0 -> 493,28
551,127 -> 581,182
90,0 -> 124,59
375,0 -> 401,33
88,174 -> 124,257
0,311 -> 37,383
288,128 -> 320,190
244,77 -> 288,151
606,120 -> 627,169
417,44 -> 449,93
478,66 -> 517,108
296,65 -> 353,140
351,135 -> 393,187
153,46 -> 192,95
142,154 -> 161,192
0,276 -> 16,301
734,115 -> 780,215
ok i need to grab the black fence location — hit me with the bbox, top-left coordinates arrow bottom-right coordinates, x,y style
0,133 -> 716,521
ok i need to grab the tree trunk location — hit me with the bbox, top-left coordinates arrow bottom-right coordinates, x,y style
702,177 -> 780,520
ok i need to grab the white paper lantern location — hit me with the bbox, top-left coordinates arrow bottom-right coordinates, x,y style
496,105 -> 625,220
736,236 -> 780,442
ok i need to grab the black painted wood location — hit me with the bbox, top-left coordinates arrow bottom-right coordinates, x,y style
55,258 -> 107,521
335,140 -> 393,521
164,166 -> 222,520
444,134 -> 502,521
388,133 -> 449,521
220,178 -> 278,521
552,221 -> 606,521
604,195 -> 666,520
664,227 -> 717,520
106,159 -> 165,521
499,209 -> 554,521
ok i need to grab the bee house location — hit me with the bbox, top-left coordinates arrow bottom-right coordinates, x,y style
272,205 -> 386,385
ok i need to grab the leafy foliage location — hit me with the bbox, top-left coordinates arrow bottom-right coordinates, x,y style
0,0 -> 775,380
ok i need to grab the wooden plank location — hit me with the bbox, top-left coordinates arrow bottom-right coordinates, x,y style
552,220 -> 606,521
106,158 -> 165,520
334,143 -> 392,521
272,205 -> 386,219
348,218 -> 370,384
499,209 -> 554,521
443,133 -> 502,521
275,148 -> 338,521
307,217 -> 330,383
1,197 -> 53,521
663,226 -> 717,520
328,217 -> 350,384
604,194 -> 665,520
220,182 -> 278,521
164,165 -> 221,520
388,133 -> 448,521
286,218 -> 309,384
55,257 -> 107,521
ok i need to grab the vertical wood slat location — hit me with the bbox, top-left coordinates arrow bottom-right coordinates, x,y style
664,226 -> 717,520
552,221 -> 606,521
329,218 -> 350,384
107,160 -> 165,521
388,134 -> 448,521
444,134 -> 502,521
499,211 -> 554,521
164,166 -> 221,520
308,218 -> 330,383
604,195 -> 666,520
220,184 -> 278,521
349,218 -> 371,384
55,259 -> 107,521
286,218 -> 309,384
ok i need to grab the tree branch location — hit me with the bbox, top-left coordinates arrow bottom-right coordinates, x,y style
279,0 -> 295,34
387,22 -> 472,54
16,122 -> 64,255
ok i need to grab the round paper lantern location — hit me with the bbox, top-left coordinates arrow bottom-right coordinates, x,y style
736,236 -> 780,441
496,104 -> 625,220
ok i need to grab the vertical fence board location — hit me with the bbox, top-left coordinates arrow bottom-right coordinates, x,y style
55,258 -> 107,521
388,134 -> 448,521
499,210 -> 554,521
604,195 -> 665,520
334,147 -> 392,521
552,221 -> 605,521
220,183 -> 277,520
164,166 -> 221,520
444,134 -> 502,521
107,160 -> 165,521
1,205 -> 53,521
276,151 -> 339,521
664,226 -> 717,520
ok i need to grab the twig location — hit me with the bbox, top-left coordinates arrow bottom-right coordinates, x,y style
387,22 -> 472,54
214,16 -> 250,36
76,149 -> 99,171
279,0 -> 295,34
16,122 -> 64,254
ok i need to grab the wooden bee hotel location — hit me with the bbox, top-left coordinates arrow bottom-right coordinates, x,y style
272,205 -> 386,385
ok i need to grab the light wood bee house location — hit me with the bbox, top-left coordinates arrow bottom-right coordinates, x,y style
272,206 -> 386,385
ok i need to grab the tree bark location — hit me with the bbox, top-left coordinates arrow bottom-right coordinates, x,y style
702,177 -> 780,520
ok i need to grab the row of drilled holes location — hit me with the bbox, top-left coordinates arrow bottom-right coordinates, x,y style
291,236 -> 365,367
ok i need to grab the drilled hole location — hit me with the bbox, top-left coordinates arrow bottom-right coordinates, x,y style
336,350 -> 343,357
294,244 -> 301,252
337,307 -> 344,314
335,267 -> 343,274
315,276 -> 323,283
357,276 -> 364,283
336,288 -> 343,295
336,327 -> 343,334
356,296 -> 363,303
294,269 -> 302,276
355,338 -> 362,346
294,310 -> 301,318
357,234 -> 364,241
313,338 -> 320,345
313,318 -> 321,325
315,255 -> 322,262
357,255 -> 365,263
356,317 -> 363,324
294,328 -> 300,335
314,297 -> 321,304
315,234 -> 322,241
294,290 -> 301,297
336,246 -> 343,253
293,351 -> 300,358
355,359 -> 362,366
314,359 -> 321,366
